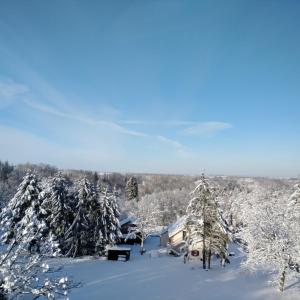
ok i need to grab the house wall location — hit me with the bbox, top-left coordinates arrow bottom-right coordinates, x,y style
169,230 -> 185,246
169,230 -> 203,252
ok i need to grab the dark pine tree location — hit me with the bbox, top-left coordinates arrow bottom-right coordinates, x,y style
125,176 -> 139,201
40,173 -> 73,254
64,178 -> 97,257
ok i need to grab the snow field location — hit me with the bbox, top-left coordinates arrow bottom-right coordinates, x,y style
55,237 -> 300,300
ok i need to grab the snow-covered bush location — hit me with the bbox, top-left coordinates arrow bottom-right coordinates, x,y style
238,184 -> 300,292
0,240 -> 71,299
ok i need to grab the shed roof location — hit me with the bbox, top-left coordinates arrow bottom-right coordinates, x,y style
119,216 -> 137,226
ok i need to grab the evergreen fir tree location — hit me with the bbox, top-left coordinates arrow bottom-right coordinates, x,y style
110,186 -> 122,241
125,176 -> 139,201
92,171 -> 99,187
64,178 -> 96,257
40,173 -> 72,254
0,174 -> 70,298
186,174 -> 229,269
0,173 -> 45,251
97,186 -> 121,253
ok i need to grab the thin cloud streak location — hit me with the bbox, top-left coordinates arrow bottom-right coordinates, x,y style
0,79 -> 228,158
22,99 -> 231,156
181,122 -> 232,136
23,98 -> 148,137
0,80 -> 29,108
22,98 -> 193,153
119,120 -> 201,126
156,135 -> 193,158
119,120 -> 231,129
0,81 -> 29,98
156,135 -> 185,150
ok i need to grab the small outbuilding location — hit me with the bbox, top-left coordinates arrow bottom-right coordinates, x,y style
168,216 -> 187,251
118,216 -> 141,244
167,216 -> 203,256
107,246 -> 131,262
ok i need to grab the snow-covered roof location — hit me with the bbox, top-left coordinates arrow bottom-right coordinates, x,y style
119,216 -> 137,226
107,246 -> 131,251
168,216 -> 187,237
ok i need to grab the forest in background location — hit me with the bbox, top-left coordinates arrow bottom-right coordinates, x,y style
0,160 -> 298,222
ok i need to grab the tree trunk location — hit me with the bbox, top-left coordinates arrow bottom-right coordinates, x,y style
279,269 -> 286,292
208,248 -> 211,269
230,213 -> 233,226
202,205 -> 206,269
221,252 -> 225,268
140,234 -> 145,255
202,244 -> 206,269
202,248 -> 206,269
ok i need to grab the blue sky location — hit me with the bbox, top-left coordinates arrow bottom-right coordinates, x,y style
0,0 -> 299,176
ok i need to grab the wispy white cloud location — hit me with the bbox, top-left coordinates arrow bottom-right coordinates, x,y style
119,120 -> 231,129
0,81 -> 29,98
0,124 -> 195,174
156,135 -> 193,158
23,99 -> 191,154
0,80 -> 29,107
22,98 -> 231,155
118,120 -> 145,125
23,99 -> 148,137
119,120 -> 199,126
181,121 -> 232,136
156,135 -> 185,150
0,78 -> 230,161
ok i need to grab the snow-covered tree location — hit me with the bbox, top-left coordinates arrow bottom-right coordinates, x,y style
40,175 -> 125,258
0,219 -> 71,299
285,184 -> 300,286
186,175 -> 229,269
216,183 -> 245,230
0,181 -> 12,211
97,186 -> 122,253
238,185 -> 300,292
125,176 -> 139,201
0,173 -> 47,252
40,173 -> 73,254
136,189 -> 189,227
92,172 -> 99,187
125,195 -> 159,255
64,178 -> 97,257
0,173 -> 72,299
110,187 -> 122,239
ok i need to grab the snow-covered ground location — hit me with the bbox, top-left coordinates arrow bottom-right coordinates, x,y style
55,237 -> 299,300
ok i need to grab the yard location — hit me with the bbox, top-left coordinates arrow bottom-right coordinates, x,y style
55,237 -> 299,300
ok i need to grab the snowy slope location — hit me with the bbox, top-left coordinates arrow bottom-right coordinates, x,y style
55,237 -> 299,300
